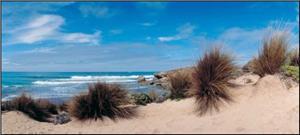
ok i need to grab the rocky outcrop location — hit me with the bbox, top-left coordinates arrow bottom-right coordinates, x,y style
53,112 -> 71,125
149,67 -> 195,90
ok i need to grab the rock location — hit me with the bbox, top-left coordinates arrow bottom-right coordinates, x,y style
229,73 -> 260,85
151,77 -> 170,89
53,112 -> 71,125
244,78 -> 253,84
154,72 -> 167,79
137,76 -> 146,83
150,67 -> 195,90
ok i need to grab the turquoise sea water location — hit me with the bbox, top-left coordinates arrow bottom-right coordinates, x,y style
1,72 -> 164,103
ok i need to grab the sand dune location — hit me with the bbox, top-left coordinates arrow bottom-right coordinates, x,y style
2,75 -> 299,134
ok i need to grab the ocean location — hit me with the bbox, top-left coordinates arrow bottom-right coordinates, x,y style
1,72 -> 165,103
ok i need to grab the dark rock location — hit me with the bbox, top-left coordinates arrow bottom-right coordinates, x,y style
53,112 -> 71,125
154,72 -> 167,79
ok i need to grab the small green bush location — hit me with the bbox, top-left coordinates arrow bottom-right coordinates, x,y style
282,65 -> 299,81
130,93 -> 152,105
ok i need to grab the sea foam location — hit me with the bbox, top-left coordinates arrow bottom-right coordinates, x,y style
32,75 -> 154,85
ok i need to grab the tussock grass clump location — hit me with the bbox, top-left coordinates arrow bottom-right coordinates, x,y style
1,94 -> 57,122
168,72 -> 191,100
69,82 -> 135,121
58,102 -> 69,112
191,47 -> 236,116
242,60 -> 254,72
252,33 -> 288,77
289,49 -> 299,66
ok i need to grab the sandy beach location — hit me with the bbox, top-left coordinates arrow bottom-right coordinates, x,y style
2,75 -> 299,134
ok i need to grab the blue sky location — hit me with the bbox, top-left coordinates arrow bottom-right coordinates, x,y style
2,2 -> 299,72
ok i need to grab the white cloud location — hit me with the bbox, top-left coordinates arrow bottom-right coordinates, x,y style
2,58 -> 9,65
109,29 -> 123,35
79,4 -> 115,18
5,14 -> 101,45
137,2 -> 167,9
158,23 -> 196,42
23,47 -> 56,54
140,22 -> 156,27
9,15 -> 64,44
2,2 -> 74,32
61,31 -> 101,45
2,58 -> 19,66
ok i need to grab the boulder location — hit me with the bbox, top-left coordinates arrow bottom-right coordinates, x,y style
150,67 -> 195,90
137,76 -> 146,83
53,112 -> 71,125
154,72 -> 167,79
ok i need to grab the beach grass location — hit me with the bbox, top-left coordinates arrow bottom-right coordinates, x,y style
168,72 -> 191,100
68,82 -> 135,121
1,93 -> 57,122
252,32 -> 288,77
289,49 -> 299,66
147,90 -> 159,103
191,47 -> 236,116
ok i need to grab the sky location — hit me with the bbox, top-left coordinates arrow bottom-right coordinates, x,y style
2,2 -> 299,72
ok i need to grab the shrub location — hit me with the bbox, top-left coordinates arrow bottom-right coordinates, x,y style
168,72 -> 191,100
190,47 -> 236,116
68,82 -> 135,121
252,33 -> 288,77
130,93 -> 152,105
1,94 -> 57,122
282,65 -> 299,82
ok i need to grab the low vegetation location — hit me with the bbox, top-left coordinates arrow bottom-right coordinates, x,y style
68,82 -> 135,121
130,93 -> 153,105
190,47 -> 236,116
251,33 -> 288,77
242,60 -> 254,72
282,65 -> 299,82
289,49 -> 299,66
58,102 -> 69,112
168,72 -> 191,100
1,94 -> 58,122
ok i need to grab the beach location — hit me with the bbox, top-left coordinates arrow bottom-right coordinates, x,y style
2,1 -> 299,134
2,75 -> 299,134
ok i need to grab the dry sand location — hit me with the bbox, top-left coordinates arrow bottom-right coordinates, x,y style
2,75 -> 299,134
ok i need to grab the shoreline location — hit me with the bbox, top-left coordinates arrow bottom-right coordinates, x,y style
2,74 -> 299,134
